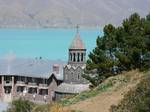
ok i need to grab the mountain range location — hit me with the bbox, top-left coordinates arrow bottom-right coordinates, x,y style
0,0 -> 150,28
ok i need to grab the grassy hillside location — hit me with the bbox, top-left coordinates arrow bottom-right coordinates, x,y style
111,70 -> 150,112
62,70 -> 144,112
59,72 -> 130,106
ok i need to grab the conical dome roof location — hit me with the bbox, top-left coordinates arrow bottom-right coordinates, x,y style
69,32 -> 85,50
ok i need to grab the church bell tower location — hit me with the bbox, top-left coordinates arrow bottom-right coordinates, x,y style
63,26 -> 87,84
68,26 -> 86,66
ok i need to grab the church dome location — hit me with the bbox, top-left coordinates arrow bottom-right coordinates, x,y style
69,32 -> 85,50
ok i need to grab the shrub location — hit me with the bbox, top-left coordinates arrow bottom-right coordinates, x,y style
5,98 -> 34,112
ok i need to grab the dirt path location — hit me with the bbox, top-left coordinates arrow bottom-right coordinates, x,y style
64,71 -> 142,112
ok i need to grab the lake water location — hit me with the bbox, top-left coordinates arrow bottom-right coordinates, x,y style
0,28 -> 103,61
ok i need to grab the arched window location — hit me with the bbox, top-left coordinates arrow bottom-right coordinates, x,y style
77,53 -> 80,62
73,53 -> 76,62
81,53 -> 84,61
70,53 -> 72,61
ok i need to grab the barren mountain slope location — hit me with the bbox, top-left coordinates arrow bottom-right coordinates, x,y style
0,0 -> 150,28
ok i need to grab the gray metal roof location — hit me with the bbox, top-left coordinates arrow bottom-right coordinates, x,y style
55,83 -> 89,94
0,58 -> 66,80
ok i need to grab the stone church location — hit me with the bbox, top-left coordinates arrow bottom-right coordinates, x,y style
55,29 -> 89,100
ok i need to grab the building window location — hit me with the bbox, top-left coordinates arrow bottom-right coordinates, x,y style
17,76 -> 25,82
18,76 -> 21,81
73,53 -> 76,62
81,53 -> 84,61
39,89 -> 48,95
77,53 -> 80,62
4,86 -> 12,94
4,76 -> 12,81
28,87 -> 37,94
42,79 -> 47,84
31,78 -> 36,83
17,86 -> 25,93
70,53 -> 72,61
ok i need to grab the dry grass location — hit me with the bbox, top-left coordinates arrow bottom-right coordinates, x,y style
50,103 -> 63,112
49,103 -> 80,112
63,70 -> 144,112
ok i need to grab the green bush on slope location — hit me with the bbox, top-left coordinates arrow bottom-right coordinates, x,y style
4,98 -> 34,112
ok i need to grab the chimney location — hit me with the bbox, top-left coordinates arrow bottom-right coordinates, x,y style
53,64 -> 59,74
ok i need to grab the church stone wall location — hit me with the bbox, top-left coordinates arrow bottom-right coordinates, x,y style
64,66 -> 88,84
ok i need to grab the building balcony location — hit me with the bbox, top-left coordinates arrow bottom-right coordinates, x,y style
16,81 -> 26,85
39,84 -> 48,88
4,81 -> 12,86
28,82 -> 37,87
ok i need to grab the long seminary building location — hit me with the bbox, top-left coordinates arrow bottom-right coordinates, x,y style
0,30 -> 89,102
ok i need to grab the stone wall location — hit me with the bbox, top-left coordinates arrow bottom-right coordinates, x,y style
55,91 -> 74,101
64,66 -> 88,84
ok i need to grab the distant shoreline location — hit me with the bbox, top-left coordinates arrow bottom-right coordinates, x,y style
0,25 -> 103,30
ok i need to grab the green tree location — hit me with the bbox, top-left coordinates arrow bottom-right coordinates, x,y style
85,12 -> 150,86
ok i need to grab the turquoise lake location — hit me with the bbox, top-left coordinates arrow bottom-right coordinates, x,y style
0,29 -> 103,61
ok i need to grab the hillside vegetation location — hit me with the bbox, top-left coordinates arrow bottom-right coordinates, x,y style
63,70 -> 144,112
60,71 -> 130,106
111,70 -> 150,112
